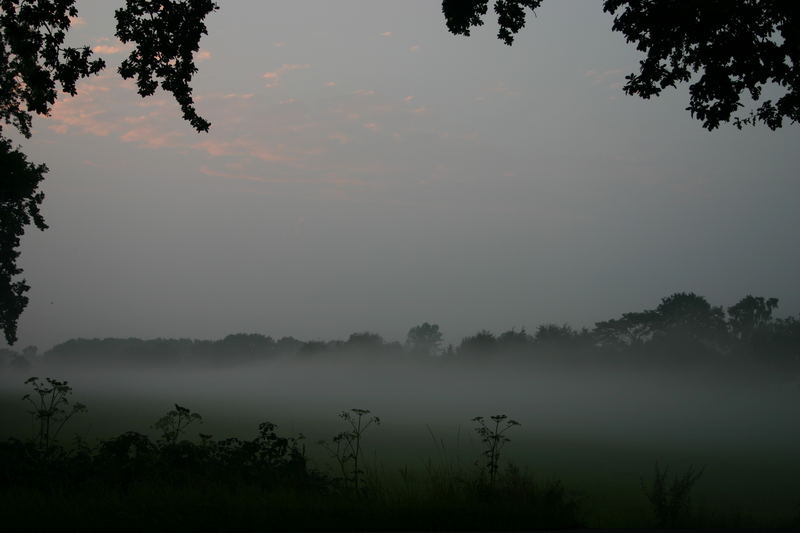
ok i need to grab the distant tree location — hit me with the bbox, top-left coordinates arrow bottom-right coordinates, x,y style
533,323 -> 580,344
274,336 -> 303,355
596,293 -> 728,360
405,322 -> 444,357
496,327 -> 533,354
727,295 -> 779,343
650,292 -> 727,345
593,311 -> 656,350
345,332 -> 385,352
217,333 -> 276,362
296,340 -> 331,358
458,330 -> 497,358
443,343 -> 456,358
593,293 -> 729,359
766,315 -> 800,369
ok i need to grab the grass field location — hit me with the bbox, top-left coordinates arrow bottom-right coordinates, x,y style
1,359 -> 798,528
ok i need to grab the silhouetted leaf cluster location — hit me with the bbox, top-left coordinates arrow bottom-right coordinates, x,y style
0,1 -> 218,344
115,0 -> 218,132
442,0 -> 543,45
444,0 -> 800,130
0,0 -> 105,139
0,138 -> 47,344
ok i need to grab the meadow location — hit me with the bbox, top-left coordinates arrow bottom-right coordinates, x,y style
1,355 -> 798,529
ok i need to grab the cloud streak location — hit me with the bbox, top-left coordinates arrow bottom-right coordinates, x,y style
198,166 -> 372,188
263,64 -> 311,88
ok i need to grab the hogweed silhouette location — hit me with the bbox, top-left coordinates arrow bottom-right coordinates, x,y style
472,414 -> 520,489
153,404 -> 202,445
22,377 -> 86,454
641,462 -> 704,528
319,408 -> 380,493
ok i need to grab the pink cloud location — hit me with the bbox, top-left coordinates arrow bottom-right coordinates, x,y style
380,32 -> 392,37
193,138 -> 292,163
92,38 -> 130,55
194,139 -> 236,157
222,93 -> 255,100
199,166 -> 371,188
262,64 -> 311,88
93,45 -> 124,54
47,89 -> 116,137
196,50 -> 212,62
119,127 -> 182,149
137,98 -> 170,108
69,16 -> 86,27
328,132 -> 351,145
123,114 -> 154,124
199,166 -> 269,183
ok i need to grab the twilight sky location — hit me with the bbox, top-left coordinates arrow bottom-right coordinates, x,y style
8,0 -> 800,350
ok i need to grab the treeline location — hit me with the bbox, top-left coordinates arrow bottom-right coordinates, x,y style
2,293 -> 799,373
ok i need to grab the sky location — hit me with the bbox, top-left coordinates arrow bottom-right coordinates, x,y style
8,0 -> 800,350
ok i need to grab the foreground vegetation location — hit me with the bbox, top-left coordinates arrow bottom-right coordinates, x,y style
1,379 -> 583,531
2,377 -> 797,530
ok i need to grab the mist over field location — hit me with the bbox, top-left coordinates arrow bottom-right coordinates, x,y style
4,351 -> 799,452
3,341 -> 800,525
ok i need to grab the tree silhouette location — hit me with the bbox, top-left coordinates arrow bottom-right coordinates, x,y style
405,322 -> 444,357
1,0 -> 105,344
459,330 -> 497,358
593,311 -> 655,350
727,295 -> 779,343
115,0 -> 218,133
650,292 -> 727,344
0,138 -> 48,344
443,1 -> 800,130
